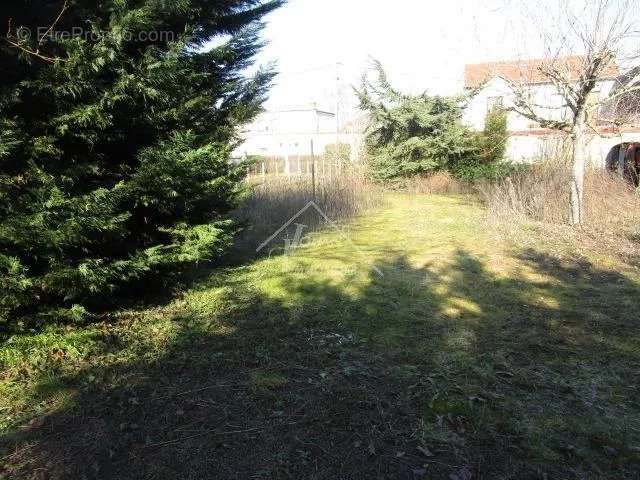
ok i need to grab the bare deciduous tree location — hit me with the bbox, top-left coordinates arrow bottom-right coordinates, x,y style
503,0 -> 640,224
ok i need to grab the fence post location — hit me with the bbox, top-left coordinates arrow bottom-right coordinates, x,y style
284,148 -> 291,179
311,139 -> 316,200
261,161 -> 265,182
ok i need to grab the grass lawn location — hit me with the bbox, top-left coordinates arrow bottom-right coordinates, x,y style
1,193 -> 640,479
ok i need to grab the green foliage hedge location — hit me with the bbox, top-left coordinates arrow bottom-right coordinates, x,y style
356,61 -> 475,181
0,0 -> 281,330
356,61 -> 512,182
449,108 -> 512,181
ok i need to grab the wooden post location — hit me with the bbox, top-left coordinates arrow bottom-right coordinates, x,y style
284,146 -> 290,179
261,161 -> 265,182
311,139 -> 316,200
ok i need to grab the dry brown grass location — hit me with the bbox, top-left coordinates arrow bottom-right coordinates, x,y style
478,160 -> 640,231
477,160 -> 572,224
478,155 -> 640,266
583,169 -> 640,233
401,171 -> 471,195
232,166 -> 384,256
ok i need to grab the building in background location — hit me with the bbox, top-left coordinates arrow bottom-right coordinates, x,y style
233,105 -> 363,161
462,57 -> 631,166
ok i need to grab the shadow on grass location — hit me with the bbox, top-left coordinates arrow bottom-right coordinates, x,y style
19,184 -> 373,333
2,249 -> 640,479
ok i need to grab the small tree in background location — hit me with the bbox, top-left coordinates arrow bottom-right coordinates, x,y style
500,0 -> 639,224
325,143 -> 351,164
449,107 -> 511,181
355,60 -> 474,181
480,107 -> 509,164
0,0 -> 282,329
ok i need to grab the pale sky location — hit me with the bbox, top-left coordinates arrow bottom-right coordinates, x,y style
248,0 -> 639,119
254,0 -> 546,115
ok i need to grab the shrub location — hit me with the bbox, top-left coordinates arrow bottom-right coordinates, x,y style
477,160 -> 571,223
355,60 -> 474,181
325,143 -> 352,164
478,153 -> 640,234
479,107 -> 509,164
449,108 -> 512,181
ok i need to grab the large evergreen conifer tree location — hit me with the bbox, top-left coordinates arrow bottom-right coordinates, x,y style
0,0 -> 281,328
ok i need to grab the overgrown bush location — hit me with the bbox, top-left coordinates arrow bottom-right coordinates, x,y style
356,61 -> 511,183
0,0 -> 281,330
449,107 -> 513,181
356,60 -> 474,181
477,160 -> 571,223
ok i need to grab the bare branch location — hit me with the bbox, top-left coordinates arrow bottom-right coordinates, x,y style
502,76 -> 573,132
2,35 -> 63,63
537,63 -> 579,114
4,1 -> 70,64
37,0 -> 69,50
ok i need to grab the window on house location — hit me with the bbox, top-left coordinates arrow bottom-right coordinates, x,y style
552,93 -> 566,106
487,96 -> 504,112
554,93 -> 576,121
525,88 -> 535,102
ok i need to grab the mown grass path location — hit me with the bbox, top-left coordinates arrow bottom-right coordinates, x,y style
2,194 -> 640,479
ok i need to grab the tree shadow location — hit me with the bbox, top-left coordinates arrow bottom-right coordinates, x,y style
2,248 -> 640,479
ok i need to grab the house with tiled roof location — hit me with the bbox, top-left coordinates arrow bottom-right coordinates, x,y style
462,56 -> 623,165
464,56 -> 620,90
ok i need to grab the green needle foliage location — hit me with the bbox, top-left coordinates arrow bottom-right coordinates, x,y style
0,0 -> 282,330
355,60 -> 474,181
449,107 -> 512,181
480,106 -> 508,164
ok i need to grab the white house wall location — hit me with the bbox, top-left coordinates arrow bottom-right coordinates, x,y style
247,110 -> 335,135
464,77 -> 615,133
464,76 -> 617,165
236,132 -> 362,159
234,109 -> 363,161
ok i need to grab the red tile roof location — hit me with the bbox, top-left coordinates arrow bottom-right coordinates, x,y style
464,56 -> 619,88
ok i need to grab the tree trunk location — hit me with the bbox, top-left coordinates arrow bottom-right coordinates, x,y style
617,141 -> 626,176
570,113 -> 587,225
